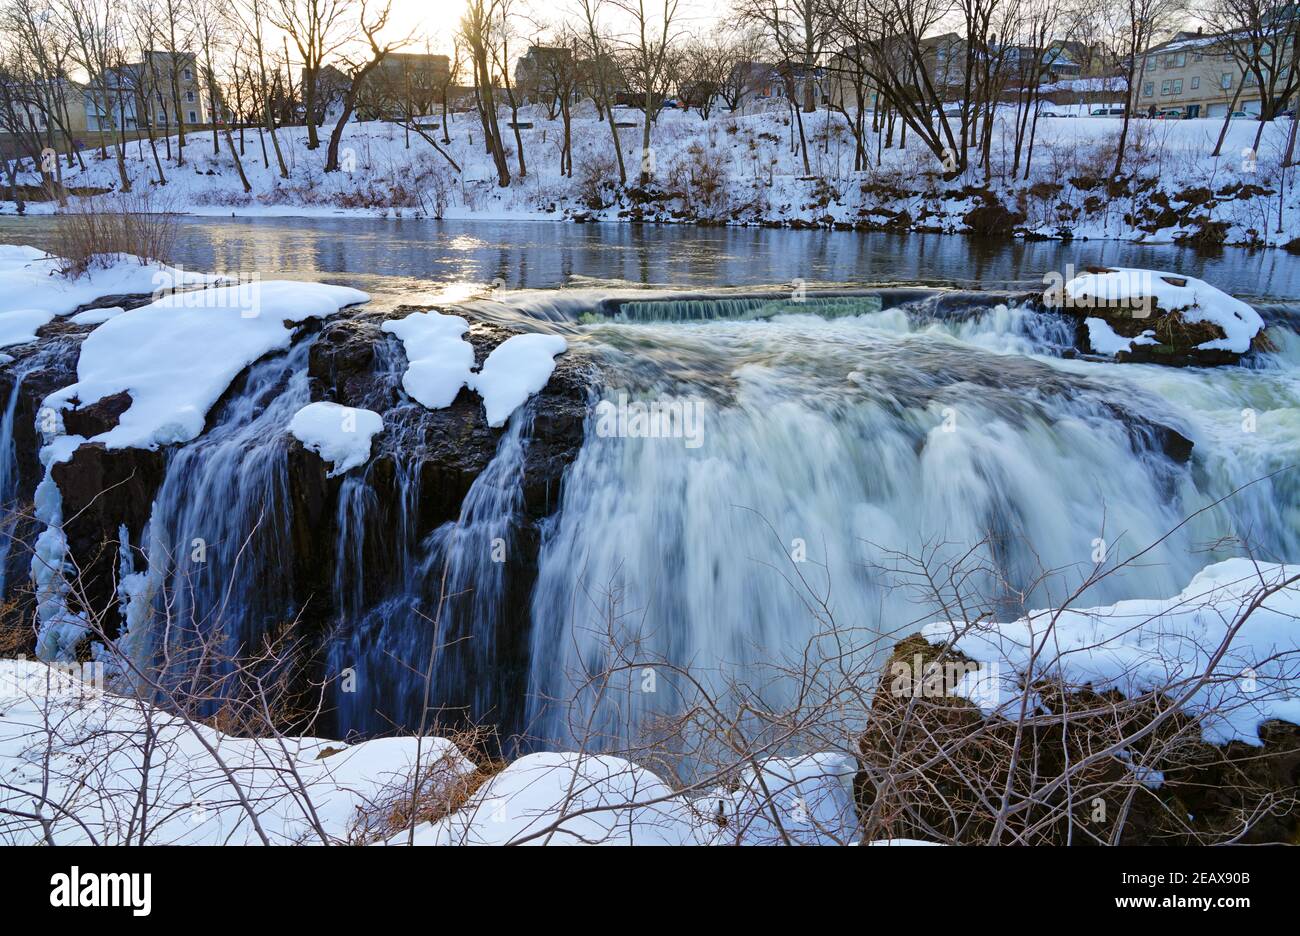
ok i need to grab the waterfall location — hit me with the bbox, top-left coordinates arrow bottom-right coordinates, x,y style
0,359 -> 34,596
119,341 -> 315,691
525,303 -> 1300,745
327,412 -> 533,738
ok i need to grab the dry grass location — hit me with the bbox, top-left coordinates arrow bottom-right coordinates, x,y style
51,189 -> 179,277
349,725 -> 508,844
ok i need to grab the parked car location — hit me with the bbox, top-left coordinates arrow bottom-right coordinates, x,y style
1041,110 -> 1077,118
1155,107 -> 1185,119
1090,106 -> 1126,117
1229,110 -> 1255,119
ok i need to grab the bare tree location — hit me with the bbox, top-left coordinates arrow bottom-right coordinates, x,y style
324,0 -> 408,172
271,0 -> 353,150
574,0 -> 627,184
461,0 -> 511,186
611,0 -> 681,186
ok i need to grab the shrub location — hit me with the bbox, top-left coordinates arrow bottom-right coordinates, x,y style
52,189 -> 178,277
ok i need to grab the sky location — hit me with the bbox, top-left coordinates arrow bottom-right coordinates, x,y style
376,0 -> 728,56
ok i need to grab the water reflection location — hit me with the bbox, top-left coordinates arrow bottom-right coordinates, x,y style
1,215 -> 1299,300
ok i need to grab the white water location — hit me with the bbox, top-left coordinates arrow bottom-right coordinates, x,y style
117,342 -> 314,690
526,301 -> 1300,745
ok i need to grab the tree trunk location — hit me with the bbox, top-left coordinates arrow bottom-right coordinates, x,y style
225,128 -> 252,192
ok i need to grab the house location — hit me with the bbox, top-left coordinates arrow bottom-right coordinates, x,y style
514,45 -> 574,103
357,52 -> 452,118
1136,26 -> 1298,117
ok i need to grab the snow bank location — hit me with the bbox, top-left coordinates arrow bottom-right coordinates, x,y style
46,280 -> 369,450
0,657 -> 866,845
289,401 -> 384,476
1065,268 -> 1264,353
383,310 -> 567,427
468,333 -> 568,427
400,749 -> 859,846
0,245 -> 222,351
0,658 -> 472,844
922,559 -> 1300,745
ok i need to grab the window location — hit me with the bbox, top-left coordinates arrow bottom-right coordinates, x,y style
1165,52 -> 1186,68
1143,81 -> 1154,96
183,68 -> 192,80
1191,76 -> 1200,90
185,90 -> 195,102
1194,52 -> 1204,62
188,110 -> 197,122
1161,79 -> 1172,94
1221,72 -> 1233,89
1172,78 -> 1183,93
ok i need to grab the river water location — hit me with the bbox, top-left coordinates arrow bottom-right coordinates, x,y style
4,216 -> 1298,747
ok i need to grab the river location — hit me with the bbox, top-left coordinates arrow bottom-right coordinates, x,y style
4,216 -> 1298,748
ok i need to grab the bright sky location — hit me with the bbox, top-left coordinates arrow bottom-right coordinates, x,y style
377,0 -> 728,56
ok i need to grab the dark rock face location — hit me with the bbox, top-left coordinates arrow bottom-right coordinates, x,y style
305,307 -> 590,525
856,635 -> 1300,845
1,301 -> 594,728
296,307 -> 593,737
50,443 -> 166,624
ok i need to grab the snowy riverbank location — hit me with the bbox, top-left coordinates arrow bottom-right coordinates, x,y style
7,104 -> 1300,249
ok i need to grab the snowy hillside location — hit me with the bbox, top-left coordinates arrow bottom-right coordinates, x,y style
8,103 -> 1300,248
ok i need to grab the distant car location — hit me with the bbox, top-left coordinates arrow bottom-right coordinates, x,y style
1229,110 -> 1255,119
1090,106 -> 1126,117
1155,107 -> 1185,119
660,99 -> 678,110
1041,110 -> 1077,118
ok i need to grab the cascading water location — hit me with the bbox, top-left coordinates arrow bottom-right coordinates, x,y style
74,286 -> 1298,751
525,299 -> 1300,745
119,341 -> 315,688
327,410 -> 533,737
0,358 -> 36,596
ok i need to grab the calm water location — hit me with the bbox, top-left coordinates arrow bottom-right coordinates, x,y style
4,215 -> 1300,302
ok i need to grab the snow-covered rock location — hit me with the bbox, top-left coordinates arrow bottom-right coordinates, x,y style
289,401 -> 384,476
45,280 -> 369,450
381,310 -> 476,409
383,310 -> 567,427
1062,267 -> 1265,356
922,558 -> 1300,745
468,333 -> 568,428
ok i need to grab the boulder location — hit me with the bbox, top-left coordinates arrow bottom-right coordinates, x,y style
856,634 -> 1300,845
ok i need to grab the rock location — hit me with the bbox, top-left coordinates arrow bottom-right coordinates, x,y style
60,391 -> 132,438
50,442 -> 167,634
855,635 -> 1300,845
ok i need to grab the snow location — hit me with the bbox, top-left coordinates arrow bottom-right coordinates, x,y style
1084,317 -> 1157,356
289,401 -> 384,476
69,306 -> 125,326
0,245 -> 222,350
380,310 -> 475,409
383,310 -> 567,427
922,559 -> 1300,745
0,658 -> 472,845
0,657 -> 862,845
1065,268 -> 1265,353
8,106 -> 1300,248
397,749 -> 859,846
468,333 -> 568,428
45,280 -> 369,450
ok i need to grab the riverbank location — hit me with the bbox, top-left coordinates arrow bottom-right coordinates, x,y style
6,105 -> 1300,250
